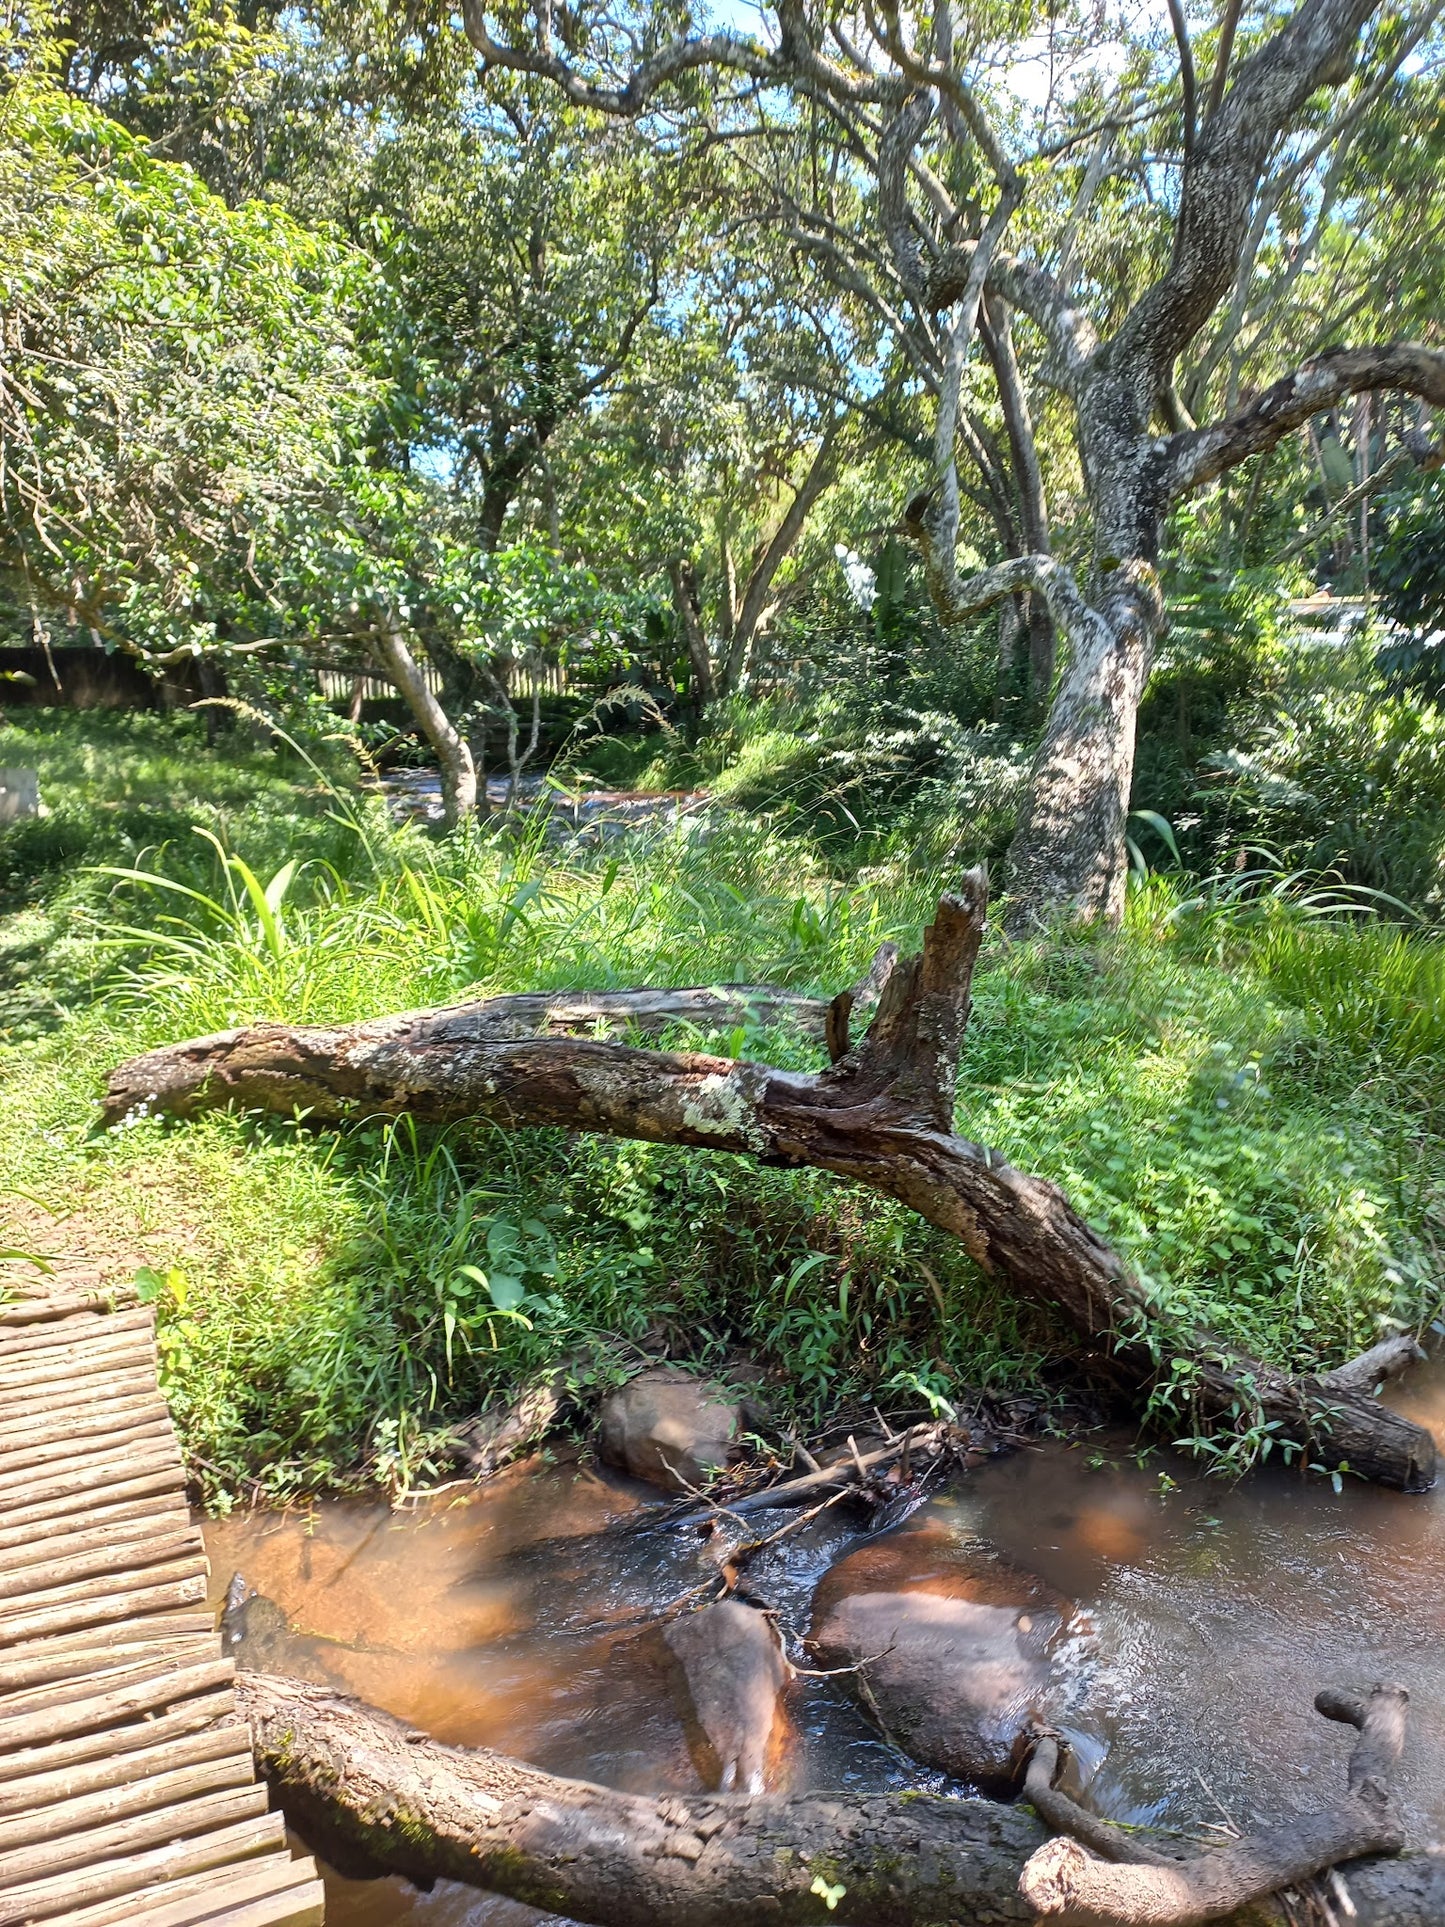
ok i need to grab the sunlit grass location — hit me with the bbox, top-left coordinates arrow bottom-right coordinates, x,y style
5,712 -> 1445,1495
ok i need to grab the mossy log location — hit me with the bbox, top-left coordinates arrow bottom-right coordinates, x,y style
103,874 -> 1435,1490
237,1671 -> 1445,1927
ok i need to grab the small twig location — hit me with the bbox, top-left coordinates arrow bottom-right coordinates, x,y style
1327,1868 -> 1357,1919
188,1452 -> 270,1502
732,1486 -> 854,1565
788,1640 -> 897,1680
656,1452 -> 756,1535
1195,1766 -> 1243,1837
667,1423 -> 947,1526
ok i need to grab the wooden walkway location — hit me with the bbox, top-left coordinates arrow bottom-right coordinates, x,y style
0,1275 -> 324,1927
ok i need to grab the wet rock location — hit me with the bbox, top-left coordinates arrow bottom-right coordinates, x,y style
221,1574 -> 337,1686
809,1520 -> 1077,1791
597,1366 -> 742,1491
665,1601 -> 789,1793
451,1358 -> 579,1477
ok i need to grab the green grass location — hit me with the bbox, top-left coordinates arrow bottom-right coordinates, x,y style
0,707 -> 383,1040
4,711 -> 1443,1499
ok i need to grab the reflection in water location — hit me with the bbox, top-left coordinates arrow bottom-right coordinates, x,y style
203,1368 -> 1445,1924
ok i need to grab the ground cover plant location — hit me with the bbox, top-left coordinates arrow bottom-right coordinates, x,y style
4,709 -> 1443,1501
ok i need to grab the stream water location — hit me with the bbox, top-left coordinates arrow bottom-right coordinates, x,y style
201,1363 -> 1445,1925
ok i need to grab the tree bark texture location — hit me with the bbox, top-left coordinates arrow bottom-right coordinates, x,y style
237,1671 -> 1445,1927
668,558 -> 716,706
1019,1687 -> 1409,1924
369,618 -> 478,829
102,880 -> 1435,1491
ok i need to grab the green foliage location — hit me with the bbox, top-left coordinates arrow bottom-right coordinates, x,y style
1376,474 -> 1445,698
6,714 -> 1444,1495
1254,918 -> 1445,1068
0,708 -> 375,1040
1199,663 -> 1445,908
0,49 -> 380,657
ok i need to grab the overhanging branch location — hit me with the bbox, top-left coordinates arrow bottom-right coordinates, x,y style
1169,343 -> 1445,495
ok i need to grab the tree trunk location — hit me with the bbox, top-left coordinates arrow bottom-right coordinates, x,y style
1001,563 -> 1159,933
101,881 -> 1434,1492
237,1671 -> 1445,1927
981,296 -> 1055,711
370,617 -> 478,829
669,557 -> 716,707
720,429 -> 840,696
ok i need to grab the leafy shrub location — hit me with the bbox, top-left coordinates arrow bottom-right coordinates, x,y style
1196,663 -> 1445,909
1375,473 -> 1445,697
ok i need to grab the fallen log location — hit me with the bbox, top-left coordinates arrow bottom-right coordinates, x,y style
236,1670 -> 1444,1927
1019,1686 -> 1408,1925
102,874 -> 1435,1491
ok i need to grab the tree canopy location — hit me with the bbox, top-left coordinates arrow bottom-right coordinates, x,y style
2,0 -> 1443,901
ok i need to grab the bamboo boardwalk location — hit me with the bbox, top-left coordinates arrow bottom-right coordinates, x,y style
0,1270 -> 324,1927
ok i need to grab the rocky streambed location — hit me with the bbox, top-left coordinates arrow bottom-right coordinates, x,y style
203,1359 -> 1445,1926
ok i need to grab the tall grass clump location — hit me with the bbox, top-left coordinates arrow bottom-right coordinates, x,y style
1254,919 -> 1445,1066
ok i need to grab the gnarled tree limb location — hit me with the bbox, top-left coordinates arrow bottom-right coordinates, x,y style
1020,1686 -> 1409,1925
237,1670 -> 1443,1927
1169,344 -> 1445,494
102,878 -> 1436,1490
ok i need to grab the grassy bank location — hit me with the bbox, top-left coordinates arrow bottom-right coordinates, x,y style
3,710 -> 1442,1501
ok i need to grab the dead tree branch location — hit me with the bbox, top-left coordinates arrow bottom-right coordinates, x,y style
102,877 -> 1435,1491
1020,1686 -> 1409,1924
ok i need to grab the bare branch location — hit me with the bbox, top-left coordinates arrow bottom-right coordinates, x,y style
872,0 -> 1018,190
920,248 -> 1095,388
1020,1685 -> 1409,1924
461,4 -> 776,114
1165,0 -> 1197,156
725,423 -> 844,687
1204,0 -> 1244,119
1169,342 -> 1445,495
895,511 -> 1104,655
877,91 -> 936,308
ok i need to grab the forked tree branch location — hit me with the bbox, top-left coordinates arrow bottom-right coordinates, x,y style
1020,1685 -> 1409,1924
1105,0 -> 1380,400
461,2 -> 776,111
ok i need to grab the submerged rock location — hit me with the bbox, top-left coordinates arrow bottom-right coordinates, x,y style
665,1600 -> 789,1793
597,1366 -> 743,1491
809,1520 -> 1078,1791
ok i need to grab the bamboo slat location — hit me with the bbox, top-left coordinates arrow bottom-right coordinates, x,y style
0,1721 -> 248,1818
0,1811 -> 288,1921
0,1509 -> 192,1581
0,1691 -> 239,1787
0,1464 -> 188,1532
0,1290 -> 322,1922
0,1495 -> 192,1554
0,1307 -> 155,1360
38,1854 -> 322,1927
0,1287 -> 137,1327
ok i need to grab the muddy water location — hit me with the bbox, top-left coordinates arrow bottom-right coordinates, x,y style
202,1369 -> 1445,1925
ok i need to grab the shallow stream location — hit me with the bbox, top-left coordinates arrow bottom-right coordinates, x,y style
201,1362 -> 1445,1925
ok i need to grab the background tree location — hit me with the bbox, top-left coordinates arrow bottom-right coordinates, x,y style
461,0 -> 1445,927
